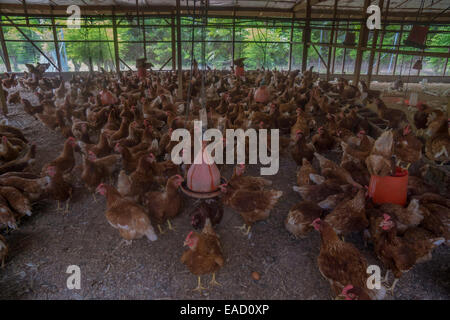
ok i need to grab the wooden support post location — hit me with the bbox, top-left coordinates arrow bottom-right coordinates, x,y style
0,17 -> 11,73
326,0 -> 338,80
353,0 -> 370,85
301,0 -> 311,72
443,48 -> 449,77
367,0 -> 384,86
342,21 -> 349,74
331,21 -> 339,75
51,13 -> 62,76
232,9 -> 236,66
142,14 -> 147,60
288,13 -> 295,72
171,15 -> 176,71
392,20 -> 404,75
0,82 -> 7,116
375,0 -> 391,75
112,9 -> 121,74
176,0 -> 183,100
22,0 -> 29,26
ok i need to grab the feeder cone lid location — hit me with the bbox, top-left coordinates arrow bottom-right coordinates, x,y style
186,142 -> 221,193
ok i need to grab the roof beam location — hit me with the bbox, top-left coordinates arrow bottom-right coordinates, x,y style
293,0 -> 326,11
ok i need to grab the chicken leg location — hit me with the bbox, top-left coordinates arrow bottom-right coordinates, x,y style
56,200 -> 61,212
235,223 -> 251,235
193,276 -> 207,293
167,219 -> 176,231
382,270 -> 390,284
385,278 -> 399,296
157,224 -> 166,234
209,273 -> 221,287
64,199 -> 70,214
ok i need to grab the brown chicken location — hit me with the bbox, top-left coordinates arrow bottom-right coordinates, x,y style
0,136 -> 21,161
96,183 -> 157,243
77,131 -> 112,158
324,189 -> 368,236
189,198 -> 224,230
375,98 -> 407,129
228,164 -> 272,191
424,114 -> 449,162
369,213 -> 416,295
285,201 -> 323,238
46,165 -> 73,213
296,158 -> 317,186
181,218 -> 224,292
143,175 -> 184,233
291,130 -> 315,165
312,218 -> 386,300
0,174 -> 50,202
0,143 -> 36,174
314,153 -> 362,188
81,151 -> 121,195
403,227 -> 445,263
365,130 -> 394,177
219,183 -> 282,235
293,178 -> 344,203
393,125 -> 423,168
378,199 -> 424,234
42,137 -> 77,175
312,127 -> 335,152
0,186 -> 32,218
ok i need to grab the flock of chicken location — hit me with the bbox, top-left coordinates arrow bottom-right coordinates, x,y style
0,61 -> 449,299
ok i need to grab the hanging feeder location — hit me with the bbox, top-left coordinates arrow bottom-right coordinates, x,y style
404,25 -> 429,49
180,141 -> 226,199
343,32 -> 356,46
368,167 -> 408,206
136,58 -> 153,79
233,58 -> 246,77
412,59 -> 423,70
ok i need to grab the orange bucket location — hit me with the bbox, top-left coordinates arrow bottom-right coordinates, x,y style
368,167 -> 408,206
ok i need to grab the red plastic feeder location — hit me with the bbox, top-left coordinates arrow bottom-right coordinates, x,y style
137,67 -> 147,79
235,66 -> 245,77
180,142 -> 224,199
368,167 -> 408,206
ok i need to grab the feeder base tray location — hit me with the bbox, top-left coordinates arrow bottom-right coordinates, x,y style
180,177 -> 227,199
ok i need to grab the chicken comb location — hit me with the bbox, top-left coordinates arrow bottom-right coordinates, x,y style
2,136 -> 7,142
382,213 -> 391,221
403,125 -> 411,136
185,231 -> 194,242
342,285 -> 354,295
358,130 -> 366,135
296,129 -> 303,134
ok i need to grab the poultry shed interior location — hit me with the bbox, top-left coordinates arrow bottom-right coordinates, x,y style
0,0 -> 449,300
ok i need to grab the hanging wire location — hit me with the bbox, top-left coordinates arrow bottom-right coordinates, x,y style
185,0 -> 197,123
404,0 -> 426,95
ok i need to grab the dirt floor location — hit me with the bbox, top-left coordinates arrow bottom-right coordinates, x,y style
0,82 -> 448,300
